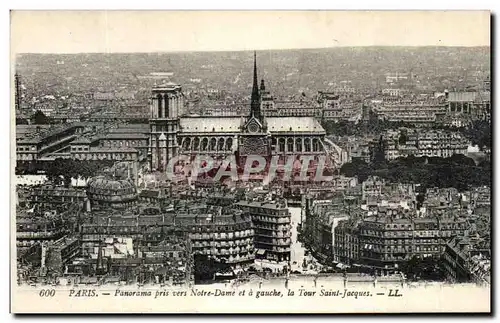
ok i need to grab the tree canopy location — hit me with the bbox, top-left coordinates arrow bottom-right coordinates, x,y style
32,110 -> 51,124
16,158 -> 114,187
339,154 -> 490,191
401,255 -> 444,281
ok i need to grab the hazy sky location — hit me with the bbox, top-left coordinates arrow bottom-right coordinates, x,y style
11,11 -> 490,54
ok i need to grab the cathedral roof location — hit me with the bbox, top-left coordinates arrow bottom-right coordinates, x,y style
179,116 -> 324,134
266,117 -> 325,133
180,117 -> 242,133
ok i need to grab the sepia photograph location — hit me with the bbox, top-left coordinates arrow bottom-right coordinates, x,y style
9,10 -> 491,314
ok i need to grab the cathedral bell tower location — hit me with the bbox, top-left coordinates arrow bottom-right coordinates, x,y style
149,82 -> 183,171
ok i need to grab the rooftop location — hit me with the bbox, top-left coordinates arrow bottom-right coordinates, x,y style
235,199 -> 288,210
179,116 -> 325,133
180,116 -> 242,133
266,117 -> 324,133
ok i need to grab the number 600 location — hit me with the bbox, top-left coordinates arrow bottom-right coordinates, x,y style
39,289 -> 56,297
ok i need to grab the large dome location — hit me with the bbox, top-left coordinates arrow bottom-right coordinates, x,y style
86,176 -> 138,207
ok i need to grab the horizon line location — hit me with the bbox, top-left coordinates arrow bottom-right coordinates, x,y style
15,45 -> 491,56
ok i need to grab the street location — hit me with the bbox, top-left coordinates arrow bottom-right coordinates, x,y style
289,207 -> 305,272
289,207 -> 322,274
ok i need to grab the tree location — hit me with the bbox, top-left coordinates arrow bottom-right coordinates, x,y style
46,158 -> 76,187
403,256 -> 443,281
371,135 -> 387,168
461,120 -> 491,151
339,159 -> 372,183
448,154 -> 476,167
33,110 -> 50,125
416,193 -> 426,210
398,131 -> 408,145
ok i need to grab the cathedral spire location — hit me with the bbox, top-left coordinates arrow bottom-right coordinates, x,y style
250,51 -> 261,119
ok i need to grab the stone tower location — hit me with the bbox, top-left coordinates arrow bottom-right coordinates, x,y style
149,82 -> 183,171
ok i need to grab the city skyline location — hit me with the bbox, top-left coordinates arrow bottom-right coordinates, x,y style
11,11 -> 491,54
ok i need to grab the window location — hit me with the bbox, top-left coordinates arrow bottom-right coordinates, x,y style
287,138 -> 293,151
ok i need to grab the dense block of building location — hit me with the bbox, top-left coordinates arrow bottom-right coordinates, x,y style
301,181 -> 485,276
175,207 -> 255,266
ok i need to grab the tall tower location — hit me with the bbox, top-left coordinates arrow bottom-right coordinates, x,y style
240,51 -> 269,157
15,73 -> 21,110
250,51 -> 262,120
149,82 -> 183,171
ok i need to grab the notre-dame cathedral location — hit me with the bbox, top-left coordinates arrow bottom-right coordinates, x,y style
149,52 -> 333,173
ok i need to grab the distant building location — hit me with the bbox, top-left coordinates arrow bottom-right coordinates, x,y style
317,91 -> 340,110
16,123 -> 149,162
446,90 -> 491,121
372,101 -> 447,127
371,128 -> 469,161
204,104 -> 247,116
16,123 -> 86,161
317,91 -> 362,122
70,124 -> 149,162
322,102 -> 362,122
336,136 -> 372,164
30,186 -> 87,208
381,88 -> 407,97
362,176 -> 385,200
16,211 -> 66,253
259,81 -> 320,117
334,86 -> 356,97
271,100 -> 321,118
33,104 -> 56,117
483,75 -> 490,91
469,186 -> 490,208
385,72 -> 410,84
331,176 -> 358,191
93,92 -> 115,101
